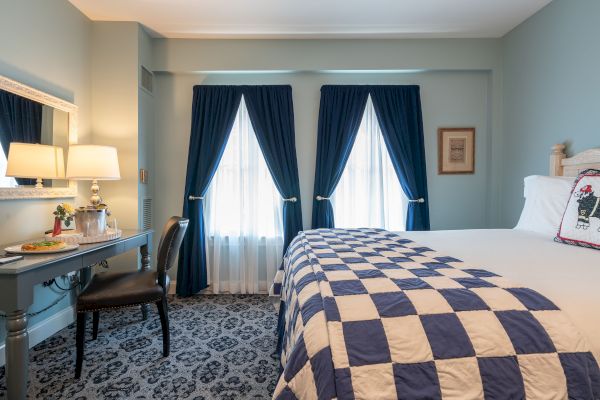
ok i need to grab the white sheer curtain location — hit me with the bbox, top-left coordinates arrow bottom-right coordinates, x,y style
204,96 -> 284,294
0,143 -> 17,187
332,96 -> 408,231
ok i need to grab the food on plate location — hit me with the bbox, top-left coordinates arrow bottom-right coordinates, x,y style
21,241 -> 67,252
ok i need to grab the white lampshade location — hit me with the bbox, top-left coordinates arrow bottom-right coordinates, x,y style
66,145 -> 120,180
6,143 -> 65,179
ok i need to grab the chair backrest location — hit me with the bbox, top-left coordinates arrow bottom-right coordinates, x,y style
156,216 -> 189,290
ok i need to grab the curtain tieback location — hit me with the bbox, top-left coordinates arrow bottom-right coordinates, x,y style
316,195 -> 331,201
188,195 -> 205,201
408,198 -> 425,204
283,197 -> 297,203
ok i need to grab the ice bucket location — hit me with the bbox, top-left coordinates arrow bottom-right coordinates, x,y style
75,206 -> 107,237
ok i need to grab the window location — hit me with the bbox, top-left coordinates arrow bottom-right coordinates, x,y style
0,143 -> 17,187
204,96 -> 283,294
332,96 -> 407,231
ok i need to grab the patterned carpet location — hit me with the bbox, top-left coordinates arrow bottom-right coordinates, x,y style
0,295 -> 280,399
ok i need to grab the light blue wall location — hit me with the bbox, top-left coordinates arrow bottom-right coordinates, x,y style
154,70 -> 491,272
151,38 -> 505,250
502,0 -> 600,226
0,0 -> 92,350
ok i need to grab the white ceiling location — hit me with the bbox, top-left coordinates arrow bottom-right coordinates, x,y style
69,0 -> 551,39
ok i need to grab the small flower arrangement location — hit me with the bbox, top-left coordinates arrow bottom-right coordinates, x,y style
52,203 -> 75,236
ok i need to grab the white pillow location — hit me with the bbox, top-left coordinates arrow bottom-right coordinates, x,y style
515,175 -> 574,236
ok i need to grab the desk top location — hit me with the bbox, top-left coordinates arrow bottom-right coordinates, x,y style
0,229 -> 152,275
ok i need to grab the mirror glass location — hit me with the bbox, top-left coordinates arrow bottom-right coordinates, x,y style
0,88 -> 70,188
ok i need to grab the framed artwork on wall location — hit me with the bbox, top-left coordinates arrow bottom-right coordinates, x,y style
438,127 -> 475,174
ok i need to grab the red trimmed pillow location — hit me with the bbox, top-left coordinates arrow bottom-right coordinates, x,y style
555,169 -> 600,250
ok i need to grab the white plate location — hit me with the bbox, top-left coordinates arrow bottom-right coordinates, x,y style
5,243 -> 79,254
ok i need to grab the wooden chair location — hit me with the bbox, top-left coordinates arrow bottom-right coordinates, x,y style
75,216 -> 188,378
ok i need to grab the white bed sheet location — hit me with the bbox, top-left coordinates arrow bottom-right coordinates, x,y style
401,229 -> 600,360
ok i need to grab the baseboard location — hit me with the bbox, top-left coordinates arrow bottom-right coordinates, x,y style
0,305 -> 75,367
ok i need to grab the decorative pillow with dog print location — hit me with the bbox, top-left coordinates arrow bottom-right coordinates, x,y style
555,169 -> 600,250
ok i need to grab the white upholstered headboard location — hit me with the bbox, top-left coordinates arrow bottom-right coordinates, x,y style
549,144 -> 600,177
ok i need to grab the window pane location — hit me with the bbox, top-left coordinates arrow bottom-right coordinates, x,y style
204,96 -> 284,294
332,96 -> 407,231
205,97 -> 283,238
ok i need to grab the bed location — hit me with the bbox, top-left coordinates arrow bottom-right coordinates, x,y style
272,144 -> 600,399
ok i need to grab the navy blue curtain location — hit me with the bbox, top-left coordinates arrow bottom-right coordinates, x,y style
0,89 -> 43,185
242,85 -> 303,251
370,86 -> 430,230
176,86 -> 243,297
311,85 -> 370,229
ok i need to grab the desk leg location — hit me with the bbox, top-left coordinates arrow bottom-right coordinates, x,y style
6,310 -> 29,400
140,244 -> 151,320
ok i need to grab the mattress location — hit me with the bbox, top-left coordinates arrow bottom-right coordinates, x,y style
401,229 -> 600,360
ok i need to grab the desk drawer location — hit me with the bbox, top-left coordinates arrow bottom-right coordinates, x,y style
82,243 -> 124,266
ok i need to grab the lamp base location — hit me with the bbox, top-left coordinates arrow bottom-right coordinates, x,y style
89,179 -> 102,207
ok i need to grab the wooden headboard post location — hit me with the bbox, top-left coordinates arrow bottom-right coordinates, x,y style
550,143 -> 600,177
549,144 -> 566,176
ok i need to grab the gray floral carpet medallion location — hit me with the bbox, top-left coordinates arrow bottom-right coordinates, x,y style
0,295 -> 280,399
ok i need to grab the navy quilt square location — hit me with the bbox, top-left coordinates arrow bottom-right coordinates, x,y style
478,356 -> 525,399
357,251 -> 380,257
334,368 -> 355,400
423,262 -> 452,270
412,246 -> 434,253
559,352 -> 600,400
295,273 -> 317,293
393,278 -> 432,290
284,336 -> 309,382
300,293 -> 323,325
393,362 -> 441,399
495,310 -> 556,354
420,313 -> 475,359
411,268 -> 442,277
435,256 -> 462,263
311,347 -> 337,399
388,256 -> 414,263
341,257 -> 368,264
438,289 -> 490,312
318,253 -> 343,259
506,288 -> 559,311
374,262 -> 404,270
330,280 -> 368,296
323,296 -> 341,321
315,271 -> 328,282
453,278 -> 496,288
462,269 -> 499,278
371,292 -> 417,317
343,320 -> 391,367
321,264 -> 351,271
354,269 -> 386,279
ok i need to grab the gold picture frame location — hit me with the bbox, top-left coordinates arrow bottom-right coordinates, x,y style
438,128 -> 475,174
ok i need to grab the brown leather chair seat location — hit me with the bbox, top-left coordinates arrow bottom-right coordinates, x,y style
74,216 -> 188,379
77,271 -> 171,312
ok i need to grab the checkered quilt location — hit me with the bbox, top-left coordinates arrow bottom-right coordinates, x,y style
271,228 -> 600,400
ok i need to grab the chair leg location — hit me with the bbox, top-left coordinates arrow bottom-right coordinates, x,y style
92,311 -> 99,340
156,297 -> 170,357
75,312 -> 87,379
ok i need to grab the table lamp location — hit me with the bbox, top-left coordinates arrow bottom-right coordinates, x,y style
6,143 -> 65,188
66,145 -> 120,207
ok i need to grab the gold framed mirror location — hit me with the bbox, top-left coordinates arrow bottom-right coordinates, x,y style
0,75 -> 78,199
